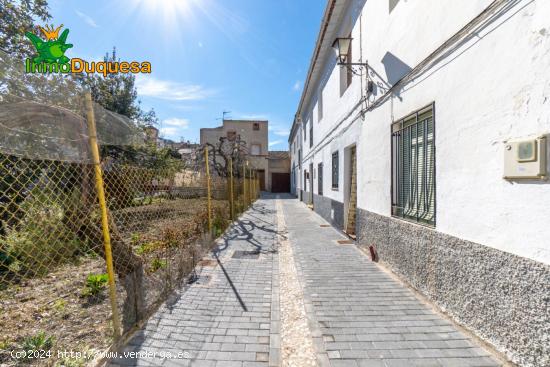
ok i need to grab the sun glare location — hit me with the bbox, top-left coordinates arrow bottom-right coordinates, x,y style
128,0 -> 198,31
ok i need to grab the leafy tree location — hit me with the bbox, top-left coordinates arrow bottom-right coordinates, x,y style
80,48 -> 141,119
0,0 -> 51,58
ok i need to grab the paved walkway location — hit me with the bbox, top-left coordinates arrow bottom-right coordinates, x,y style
110,194 -> 502,367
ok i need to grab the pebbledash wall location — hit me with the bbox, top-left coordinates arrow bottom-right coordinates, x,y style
289,1 -> 550,366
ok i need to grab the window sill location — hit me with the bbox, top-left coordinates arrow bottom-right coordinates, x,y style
391,214 -> 435,229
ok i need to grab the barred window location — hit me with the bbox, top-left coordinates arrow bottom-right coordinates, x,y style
332,151 -> 339,190
309,120 -> 313,148
391,104 -> 435,226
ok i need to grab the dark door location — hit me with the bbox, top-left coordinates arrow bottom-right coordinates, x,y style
257,169 -> 266,191
271,173 -> 290,193
309,162 -> 314,204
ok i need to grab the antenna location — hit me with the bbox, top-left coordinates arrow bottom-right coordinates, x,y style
219,110 -> 231,121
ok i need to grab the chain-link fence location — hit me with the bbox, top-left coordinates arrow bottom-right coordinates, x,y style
0,50 -> 260,366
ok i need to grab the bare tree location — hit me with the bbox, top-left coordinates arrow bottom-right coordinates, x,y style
198,135 -> 249,177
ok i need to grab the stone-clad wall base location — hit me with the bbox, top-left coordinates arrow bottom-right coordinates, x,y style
355,208 -> 550,367
312,194 -> 344,230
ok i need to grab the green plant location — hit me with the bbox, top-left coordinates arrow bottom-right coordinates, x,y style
0,339 -> 11,350
81,273 -> 108,297
130,233 -> 141,246
3,188 -> 82,277
213,206 -> 228,237
148,258 -> 167,273
53,299 -> 66,313
135,241 -> 164,255
21,331 -> 54,352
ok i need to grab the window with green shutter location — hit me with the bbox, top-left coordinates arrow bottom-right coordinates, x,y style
332,151 -> 339,190
391,104 -> 435,226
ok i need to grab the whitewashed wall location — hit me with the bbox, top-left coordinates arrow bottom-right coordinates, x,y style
293,0 -> 550,265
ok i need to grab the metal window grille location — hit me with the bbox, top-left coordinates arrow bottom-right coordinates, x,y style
391,104 -> 435,226
332,151 -> 339,189
309,122 -> 313,148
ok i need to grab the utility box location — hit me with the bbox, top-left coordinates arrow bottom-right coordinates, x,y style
503,135 -> 547,179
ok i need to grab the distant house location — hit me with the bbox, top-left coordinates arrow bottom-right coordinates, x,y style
200,119 -> 290,192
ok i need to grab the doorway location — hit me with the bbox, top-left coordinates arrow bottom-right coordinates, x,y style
257,169 -> 266,191
309,162 -> 314,206
344,146 -> 357,237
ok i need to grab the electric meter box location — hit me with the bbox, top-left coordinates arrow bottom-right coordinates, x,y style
503,135 -> 547,179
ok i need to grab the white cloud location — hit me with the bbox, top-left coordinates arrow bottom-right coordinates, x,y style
160,127 -> 180,139
270,124 -> 290,137
269,140 -> 283,147
75,10 -> 99,28
159,118 -> 190,140
241,114 -> 269,120
164,118 -> 190,129
136,75 -> 214,101
292,80 -> 302,91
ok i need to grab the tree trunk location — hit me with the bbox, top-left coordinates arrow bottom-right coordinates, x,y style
66,165 -> 146,332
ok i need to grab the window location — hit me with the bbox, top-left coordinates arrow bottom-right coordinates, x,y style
318,92 -> 323,122
391,104 -> 435,226
253,122 -> 260,131
332,151 -> 339,190
309,119 -> 313,148
318,163 -> 323,196
298,149 -> 302,169
304,120 -> 307,141
251,144 -> 261,156
227,131 -> 237,141
339,33 -> 353,96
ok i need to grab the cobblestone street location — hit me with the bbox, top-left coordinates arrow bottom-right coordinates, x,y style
111,194 -> 503,367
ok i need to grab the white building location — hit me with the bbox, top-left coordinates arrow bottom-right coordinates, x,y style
288,1 -> 550,366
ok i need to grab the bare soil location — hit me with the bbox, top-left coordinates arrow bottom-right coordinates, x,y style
0,198 -> 229,367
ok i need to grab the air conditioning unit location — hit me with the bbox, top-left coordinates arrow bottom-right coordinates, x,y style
503,135 -> 547,179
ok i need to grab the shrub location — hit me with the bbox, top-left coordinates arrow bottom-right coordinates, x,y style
81,273 -> 108,297
20,331 -> 54,352
148,258 -> 167,273
135,241 -> 164,255
3,190 -> 82,277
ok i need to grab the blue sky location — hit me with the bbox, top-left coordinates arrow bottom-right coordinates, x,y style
46,0 -> 325,149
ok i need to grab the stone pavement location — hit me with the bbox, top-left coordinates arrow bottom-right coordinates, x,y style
109,196 -> 280,367
109,194 -> 503,367
281,196 -> 502,367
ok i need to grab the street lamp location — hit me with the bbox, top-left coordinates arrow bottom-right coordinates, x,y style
332,37 -> 373,93
332,37 -> 368,68
332,37 -> 352,64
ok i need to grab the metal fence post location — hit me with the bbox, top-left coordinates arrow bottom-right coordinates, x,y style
256,172 -> 259,198
229,157 -> 234,220
243,162 -> 247,209
246,161 -> 252,206
84,92 -> 122,339
204,147 -> 212,234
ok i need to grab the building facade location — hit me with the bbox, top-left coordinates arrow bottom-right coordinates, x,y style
201,119 -> 289,192
288,1 -> 550,366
